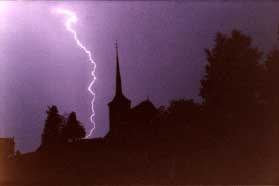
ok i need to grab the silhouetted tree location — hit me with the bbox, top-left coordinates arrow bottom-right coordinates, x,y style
265,48 -> 279,121
200,30 -> 263,120
62,112 -> 86,142
41,105 -> 64,147
168,99 -> 200,124
15,150 -> 21,157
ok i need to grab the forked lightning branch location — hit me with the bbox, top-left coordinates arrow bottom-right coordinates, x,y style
56,8 -> 96,138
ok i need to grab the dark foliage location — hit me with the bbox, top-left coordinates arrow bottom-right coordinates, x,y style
4,30 -> 279,185
41,105 -> 64,148
200,30 -> 264,120
62,112 -> 86,142
265,48 -> 279,121
168,99 -> 201,123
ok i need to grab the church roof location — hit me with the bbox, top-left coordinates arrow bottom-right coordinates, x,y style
108,93 -> 131,106
132,99 -> 156,111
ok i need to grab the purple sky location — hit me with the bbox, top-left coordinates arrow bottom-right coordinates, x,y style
1,1 -> 279,152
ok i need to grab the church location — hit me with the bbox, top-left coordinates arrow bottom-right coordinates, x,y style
1,43 -> 158,155
107,42 -> 158,139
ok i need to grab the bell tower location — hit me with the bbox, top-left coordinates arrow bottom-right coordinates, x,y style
108,41 -> 131,135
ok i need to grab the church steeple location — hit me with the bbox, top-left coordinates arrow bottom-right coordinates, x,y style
115,41 -> 123,96
109,41 -> 130,103
108,41 -> 131,135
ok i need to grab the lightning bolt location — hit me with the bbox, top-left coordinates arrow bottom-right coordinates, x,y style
55,8 -> 96,138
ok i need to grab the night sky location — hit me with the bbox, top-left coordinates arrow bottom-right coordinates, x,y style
1,1 -> 279,152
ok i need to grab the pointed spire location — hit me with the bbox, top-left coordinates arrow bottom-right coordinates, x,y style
115,40 -> 123,96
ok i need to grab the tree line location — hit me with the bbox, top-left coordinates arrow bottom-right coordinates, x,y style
40,30 -> 279,149
152,30 -> 279,146
41,105 -> 86,149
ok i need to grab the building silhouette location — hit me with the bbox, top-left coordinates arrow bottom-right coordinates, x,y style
4,42 -> 158,156
0,137 -> 15,159
108,42 -> 157,139
108,42 -> 131,134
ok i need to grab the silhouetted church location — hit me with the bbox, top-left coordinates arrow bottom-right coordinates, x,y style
108,42 -> 157,138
